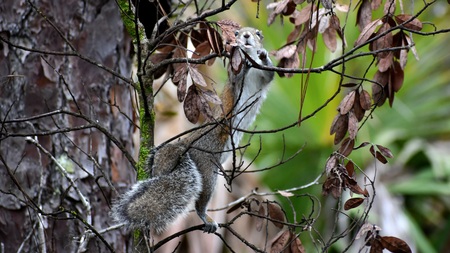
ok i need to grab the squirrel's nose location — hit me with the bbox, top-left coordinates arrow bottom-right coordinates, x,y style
243,33 -> 250,38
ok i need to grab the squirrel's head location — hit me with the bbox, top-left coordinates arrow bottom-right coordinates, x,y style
234,27 -> 263,52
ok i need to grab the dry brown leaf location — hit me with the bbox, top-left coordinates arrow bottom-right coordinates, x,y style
177,76 -> 187,102
325,155 -> 337,174
339,138 -> 355,157
373,70 -> 389,87
378,53 -> 393,72
287,25 -> 302,43
189,67 -> 207,87
290,235 -> 306,253
190,29 -> 205,48
184,85 -> 200,123
355,19 -> 383,47
356,0 -> 373,31
333,114 -> 349,145
291,4 -> 314,26
323,27 -> 337,52
270,230 -> 291,253
322,176 -> 343,198
353,94 -> 366,121
156,34 -> 176,53
339,91 -> 356,115
372,83 -> 387,106
376,144 -> 394,158
172,47 -> 187,74
344,197 -> 365,210
348,111 -> 359,139
218,19 -> 241,42
150,53 -> 171,79
268,202 -> 285,229
345,161 -> 355,177
360,89 -> 372,110
172,65 -> 188,85
200,89 -> 222,105
346,177 -> 367,195
192,41 -> 211,60
395,14 -> 423,31
390,61 -> 404,92
197,94 -> 214,121
380,236 -> 412,253
370,240 -> 384,253
274,44 -> 297,60
373,23 -> 394,60
267,0 -> 291,25
283,0 -> 297,15
384,0 -> 396,16
372,70 -> 389,106
206,25 -> 223,56
230,47 -> 243,74
370,146 -> 388,164
281,53 -> 300,78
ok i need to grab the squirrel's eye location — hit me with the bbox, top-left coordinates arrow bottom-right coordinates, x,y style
256,30 -> 262,38
234,31 -> 239,36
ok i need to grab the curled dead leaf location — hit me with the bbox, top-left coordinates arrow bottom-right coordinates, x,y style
344,197 -> 365,210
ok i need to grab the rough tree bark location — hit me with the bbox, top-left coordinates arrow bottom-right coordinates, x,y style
0,0 -> 136,252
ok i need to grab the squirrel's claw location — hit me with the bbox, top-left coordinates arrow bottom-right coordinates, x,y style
202,220 -> 218,233
200,214 -> 218,233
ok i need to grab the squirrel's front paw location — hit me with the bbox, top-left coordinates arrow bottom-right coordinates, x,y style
257,49 -> 268,61
203,220 -> 218,233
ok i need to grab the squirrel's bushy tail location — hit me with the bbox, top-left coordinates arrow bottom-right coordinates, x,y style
111,153 -> 202,234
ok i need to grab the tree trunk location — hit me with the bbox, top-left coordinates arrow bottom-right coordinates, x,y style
0,0 -> 136,252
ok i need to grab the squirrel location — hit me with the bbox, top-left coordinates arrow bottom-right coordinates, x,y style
111,27 -> 274,234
